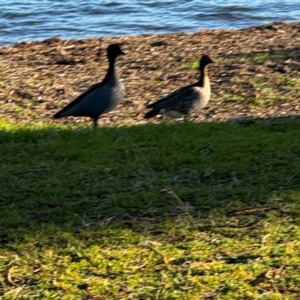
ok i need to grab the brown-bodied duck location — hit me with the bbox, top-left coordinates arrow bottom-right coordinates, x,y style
53,44 -> 125,127
145,55 -> 214,119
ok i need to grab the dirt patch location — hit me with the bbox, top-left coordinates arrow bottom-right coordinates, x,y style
0,21 -> 299,126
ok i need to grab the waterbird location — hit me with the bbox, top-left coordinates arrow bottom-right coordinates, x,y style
53,43 -> 125,127
144,55 -> 214,120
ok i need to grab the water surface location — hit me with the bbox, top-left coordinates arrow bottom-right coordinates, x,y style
0,0 -> 299,45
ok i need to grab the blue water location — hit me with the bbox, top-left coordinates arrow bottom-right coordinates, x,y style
0,0 -> 299,46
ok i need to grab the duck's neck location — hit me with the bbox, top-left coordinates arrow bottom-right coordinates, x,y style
103,56 -> 118,84
107,56 -> 116,74
198,65 -> 210,88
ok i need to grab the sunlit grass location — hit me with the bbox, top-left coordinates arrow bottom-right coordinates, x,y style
216,51 -> 288,65
185,58 -> 199,70
214,66 -> 300,107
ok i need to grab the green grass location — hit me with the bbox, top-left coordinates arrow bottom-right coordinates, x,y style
12,105 -> 36,116
215,71 -> 300,107
0,76 -> 6,88
249,76 -> 300,106
1,118 -> 300,299
216,52 -> 288,65
185,59 -> 199,70
151,78 -> 163,84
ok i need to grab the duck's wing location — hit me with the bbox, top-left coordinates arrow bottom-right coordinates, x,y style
146,83 -> 196,109
148,84 -> 201,114
53,81 -> 105,118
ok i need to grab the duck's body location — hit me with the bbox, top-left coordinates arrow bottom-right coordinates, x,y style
53,44 -> 125,127
145,55 -> 213,119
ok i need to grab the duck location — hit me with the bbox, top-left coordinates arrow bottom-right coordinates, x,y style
144,55 -> 214,120
53,43 -> 126,127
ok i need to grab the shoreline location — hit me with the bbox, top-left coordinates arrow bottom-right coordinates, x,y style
0,21 -> 299,126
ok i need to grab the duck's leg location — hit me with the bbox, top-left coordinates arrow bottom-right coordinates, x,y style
162,113 -> 168,122
93,117 -> 99,128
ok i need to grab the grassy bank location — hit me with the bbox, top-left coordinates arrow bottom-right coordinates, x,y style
1,117 -> 300,299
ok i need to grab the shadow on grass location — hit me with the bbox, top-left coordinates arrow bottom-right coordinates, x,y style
1,116 -> 300,229
1,116 -> 300,299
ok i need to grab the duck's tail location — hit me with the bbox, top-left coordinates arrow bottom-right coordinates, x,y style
52,111 -> 63,119
144,108 -> 160,119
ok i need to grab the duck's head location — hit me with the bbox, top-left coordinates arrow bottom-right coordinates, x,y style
107,43 -> 125,60
199,55 -> 214,69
